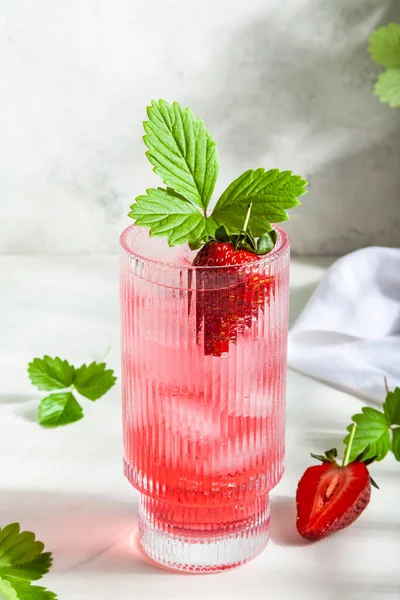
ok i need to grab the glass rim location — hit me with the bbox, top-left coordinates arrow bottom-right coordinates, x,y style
119,223 -> 290,270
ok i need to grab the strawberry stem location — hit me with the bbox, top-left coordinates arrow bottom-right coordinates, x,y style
99,345 -> 112,363
384,376 -> 389,395
342,422 -> 357,467
242,202 -> 253,233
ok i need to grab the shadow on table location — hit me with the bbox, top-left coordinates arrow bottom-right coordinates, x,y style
0,393 -> 36,405
0,489 -> 166,576
331,580 -> 400,599
303,428 -> 348,451
0,393 -> 39,423
269,496 -> 310,547
0,490 -> 311,571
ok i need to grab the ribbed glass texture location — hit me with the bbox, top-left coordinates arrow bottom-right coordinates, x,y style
120,225 -> 290,572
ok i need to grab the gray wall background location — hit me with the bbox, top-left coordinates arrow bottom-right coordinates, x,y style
1,0 -> 399,255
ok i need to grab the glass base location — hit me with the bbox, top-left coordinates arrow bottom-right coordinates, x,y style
137,494 -> 270,573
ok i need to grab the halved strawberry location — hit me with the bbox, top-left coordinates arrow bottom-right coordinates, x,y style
192,210 -> 276,356
296,444 -> 378,541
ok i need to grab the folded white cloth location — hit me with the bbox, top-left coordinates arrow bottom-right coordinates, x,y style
288,247 -> 400,403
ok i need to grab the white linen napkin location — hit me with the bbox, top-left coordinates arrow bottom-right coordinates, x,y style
288,247 -> 400,403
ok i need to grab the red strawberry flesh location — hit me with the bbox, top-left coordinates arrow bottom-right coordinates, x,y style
296,461 -> 371,541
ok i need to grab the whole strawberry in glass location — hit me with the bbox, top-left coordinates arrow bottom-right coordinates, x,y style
193,203 -> 276,356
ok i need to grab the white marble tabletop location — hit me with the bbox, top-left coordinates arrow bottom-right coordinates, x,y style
1,256 -> 399,600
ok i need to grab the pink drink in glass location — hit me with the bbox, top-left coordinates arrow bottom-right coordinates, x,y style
120,224 -> 290,572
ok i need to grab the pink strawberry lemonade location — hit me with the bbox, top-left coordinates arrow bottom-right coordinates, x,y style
120,225 -> 290,571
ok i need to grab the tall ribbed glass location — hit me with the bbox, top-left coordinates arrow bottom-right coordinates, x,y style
120,225 -> 290,572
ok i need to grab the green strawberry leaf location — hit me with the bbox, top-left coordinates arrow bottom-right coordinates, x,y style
143,100 -> 218,210
383,387 -> 400,425
130,101 -> 306,247
0,553 -> 52,583
3,579 -> 58,600
73,362 -> 117,401
28,357 -> 75,391
0,524 -> 51,582
0,577 -> 18,600
374,69 -> 400,107
130,187 -> 218,247
343,407 -> 391,462
369,23 -> 400,68
211,168 -> 308,236
392,428 -> 400,461
38,392 -> 83,427
257,230 -> 277,254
